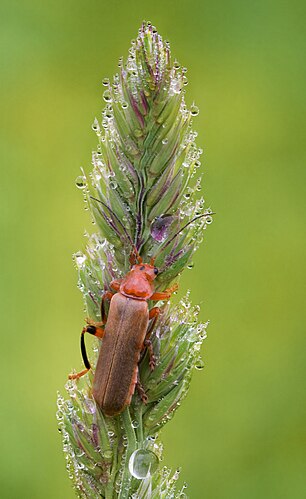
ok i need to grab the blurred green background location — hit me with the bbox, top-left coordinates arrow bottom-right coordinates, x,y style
1,1 -> 306,498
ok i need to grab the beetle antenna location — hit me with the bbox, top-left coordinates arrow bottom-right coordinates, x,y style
153,212 -> 215,260
90,196 -> 141,261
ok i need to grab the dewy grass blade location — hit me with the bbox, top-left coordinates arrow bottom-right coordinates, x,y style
57,21 -> 213,498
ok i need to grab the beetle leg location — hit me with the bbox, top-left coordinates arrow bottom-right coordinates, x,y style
129,251 -> 137,265
150,283 -> 179,301
143,307 -> 161,370
136,373 -> 148,404
110,279 -> 122,292
129,249 -> 142,265
101,291 -> 114,324
144,338 -> 156,371
148,306 -> 161,321
85,317 -> 104,329
68,324 -> 104,380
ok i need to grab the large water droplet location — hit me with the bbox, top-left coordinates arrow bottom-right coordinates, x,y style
150,215 -> 177,242
128,449 -> 159,479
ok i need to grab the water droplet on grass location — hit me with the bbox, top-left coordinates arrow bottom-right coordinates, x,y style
129,449 -> 159,479
134,128 -> 143,138
103,450 -> 113,459
103,90 -> 112,102
150,215 -> 176,242
75,175 -> 86,189
195,358 -> 204,370
74,251 -> 87,267
190,104 -> 199,116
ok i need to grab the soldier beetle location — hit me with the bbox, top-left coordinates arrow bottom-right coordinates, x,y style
69,197 -> 212,416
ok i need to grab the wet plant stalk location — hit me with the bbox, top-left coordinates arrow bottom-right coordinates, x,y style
57,21 -> 212,498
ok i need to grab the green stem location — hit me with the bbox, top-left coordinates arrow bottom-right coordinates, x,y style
135,404 -> 144,445
118,408 -> 137,499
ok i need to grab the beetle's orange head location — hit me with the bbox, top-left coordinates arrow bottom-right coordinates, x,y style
132,263 -> 159,282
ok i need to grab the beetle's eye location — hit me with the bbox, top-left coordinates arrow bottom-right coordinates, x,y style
154,267 -> 158,275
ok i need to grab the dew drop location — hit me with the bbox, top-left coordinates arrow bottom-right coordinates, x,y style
103,90 -> 112,102
146,435 -> 156,442
186,328 -> 199,343
187,262 -> 194,270
173,468 -> 181,480
109,180 -> 117,190
121,101 -> 129,109
84,398 -> 96,414
162,138 -> 168,145
128,449 -> 159,479
74,251 -> 87,267
102,77 -> 109,86
190,104 -> 199,117
92,118 -> 99,131
134,128 -> 143,138
150,215 -> 176,242
195,359 -> 205,370
170,78 -> 181,95
75,175 -> 86,189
